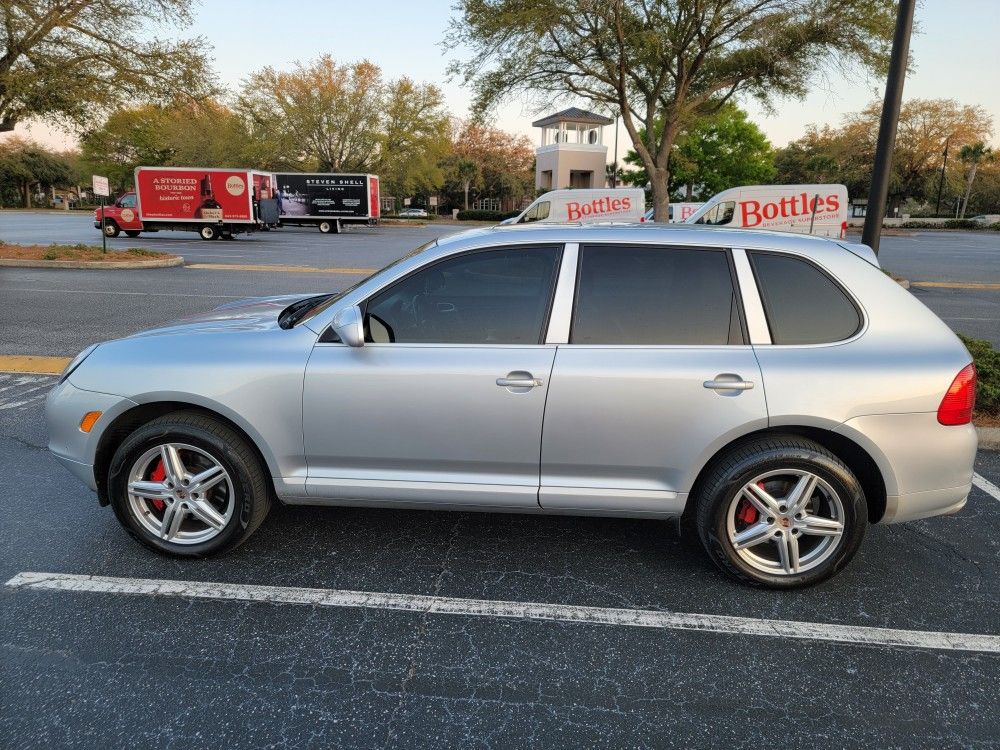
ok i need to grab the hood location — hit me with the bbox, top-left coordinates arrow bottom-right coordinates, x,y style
125,293 -> 323,339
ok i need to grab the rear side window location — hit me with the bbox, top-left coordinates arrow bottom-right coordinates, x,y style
750,252 -> 861,344
571,245 -> 742,345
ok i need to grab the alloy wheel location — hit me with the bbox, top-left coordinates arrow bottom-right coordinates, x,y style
726,469 -> 846,576
126,443 -> 235,544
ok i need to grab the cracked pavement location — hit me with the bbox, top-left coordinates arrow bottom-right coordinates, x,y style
1,220 -> 998,748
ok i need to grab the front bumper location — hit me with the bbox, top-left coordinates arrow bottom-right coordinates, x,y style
46,379 -> 137,492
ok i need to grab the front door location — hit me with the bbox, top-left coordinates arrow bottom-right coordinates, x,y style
303,245 -> 563,508
540,243 -> 768,514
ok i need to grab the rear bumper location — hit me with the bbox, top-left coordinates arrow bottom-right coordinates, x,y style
882,485 -> 970,524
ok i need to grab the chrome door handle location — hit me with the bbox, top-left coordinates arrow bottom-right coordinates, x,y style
703,377 -> 754,391
496,377 -> 543,388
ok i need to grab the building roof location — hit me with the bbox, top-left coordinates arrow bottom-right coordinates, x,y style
531,108 -> 614,128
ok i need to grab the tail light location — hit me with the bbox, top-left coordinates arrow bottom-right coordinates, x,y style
937,363 -> 976,425
840,221 -> 847,239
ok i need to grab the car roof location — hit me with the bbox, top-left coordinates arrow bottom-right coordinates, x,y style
437,222 -> 843,251
431,223 -> 879,268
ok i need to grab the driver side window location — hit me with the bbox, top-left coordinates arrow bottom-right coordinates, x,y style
118,194 -> 137,209
364,246 -> 561,345
522,201 -> 550,223
694,201 -> 735,226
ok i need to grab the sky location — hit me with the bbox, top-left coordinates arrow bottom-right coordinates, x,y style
12,0 -> 1000,165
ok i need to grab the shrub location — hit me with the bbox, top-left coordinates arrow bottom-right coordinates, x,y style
455,209 -> 520,222
943,219 -> 982,230
959,335 -> 1000,416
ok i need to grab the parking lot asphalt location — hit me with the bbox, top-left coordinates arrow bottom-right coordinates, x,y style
1,212 -> 999,748
1,381 -> 999,748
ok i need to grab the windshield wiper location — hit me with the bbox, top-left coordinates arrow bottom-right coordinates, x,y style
278,294 -> 334,329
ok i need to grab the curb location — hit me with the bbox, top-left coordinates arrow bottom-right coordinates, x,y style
0,256 -> 184,270
978,427 -> 1000,452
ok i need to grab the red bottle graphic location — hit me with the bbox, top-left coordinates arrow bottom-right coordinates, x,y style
196,175 -> 223,221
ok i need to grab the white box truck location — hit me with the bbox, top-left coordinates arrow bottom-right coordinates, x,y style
503,188 -> 646,225
683,184 -> 849,238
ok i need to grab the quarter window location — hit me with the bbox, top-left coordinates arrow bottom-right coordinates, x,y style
749,252 -> 861,344
364,246 -> 561,344
570,245 -> 743,345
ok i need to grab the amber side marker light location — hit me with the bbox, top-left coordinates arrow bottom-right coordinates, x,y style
79,411 -> 103,433
937,364 -> 976,426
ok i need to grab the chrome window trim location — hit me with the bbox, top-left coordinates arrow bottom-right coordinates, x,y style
731,248 -> 772,345
545,242 -> 578,344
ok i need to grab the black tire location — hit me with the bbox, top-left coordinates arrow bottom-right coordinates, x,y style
318,220 -> 333,234
124,230 -> 141,238
108,411 -> 271,557
103,220 -> 120,238
694,435 -> 867,588
199,225 -> 218,241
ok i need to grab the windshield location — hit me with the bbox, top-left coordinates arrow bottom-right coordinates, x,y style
293,239 -> 438,326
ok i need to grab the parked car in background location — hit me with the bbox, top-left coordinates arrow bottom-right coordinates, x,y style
47,224 -> 976,588
970,214 -> 1000,225
398,208 -> 428,218
684,184 -> 849,238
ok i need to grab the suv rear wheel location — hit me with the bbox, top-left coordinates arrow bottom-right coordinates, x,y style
694,435 -> 867,588
108,411 -> 271,557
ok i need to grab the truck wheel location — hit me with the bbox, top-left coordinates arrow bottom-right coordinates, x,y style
318,221 -> 333,234
199,225 -> 218,241
124,230 -> 141,238
103,220 -> 120,238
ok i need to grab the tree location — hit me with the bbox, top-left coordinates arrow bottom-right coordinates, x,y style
623,104 -> 774,200
239,56 -> 383,173
0,136 -> 72,206
440,119 -> 534,210
0,0 -> 217,133
237,56 -> 450,197
447,0 -> 896,220
959,142 -> 994,218
839,99 -> 993,208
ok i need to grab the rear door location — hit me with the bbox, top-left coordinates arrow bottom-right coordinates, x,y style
539,243 -> 768,514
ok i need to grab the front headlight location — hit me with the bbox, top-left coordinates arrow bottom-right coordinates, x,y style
59,344 -> 99,384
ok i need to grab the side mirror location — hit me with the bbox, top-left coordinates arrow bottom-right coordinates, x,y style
331,305 -> 364,347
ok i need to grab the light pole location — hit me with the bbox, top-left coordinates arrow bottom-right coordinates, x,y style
862,0 -> 916,254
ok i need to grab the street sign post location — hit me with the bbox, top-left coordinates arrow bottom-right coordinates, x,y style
92,175 -> 110,253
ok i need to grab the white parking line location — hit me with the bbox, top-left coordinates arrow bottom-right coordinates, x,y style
6,571 -> 1000,654
973,472 -> 1000,502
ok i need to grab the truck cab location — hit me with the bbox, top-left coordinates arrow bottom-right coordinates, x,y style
94,192 -> 143,238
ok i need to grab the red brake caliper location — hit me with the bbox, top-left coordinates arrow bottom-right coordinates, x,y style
736,481 -> 764,525
149,459 -> 166,511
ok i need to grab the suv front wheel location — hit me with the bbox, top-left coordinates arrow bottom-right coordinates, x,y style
108,411 -> 271,557
694,435 -> 867,588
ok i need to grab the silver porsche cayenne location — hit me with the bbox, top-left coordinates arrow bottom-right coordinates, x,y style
46,224 -> 978,587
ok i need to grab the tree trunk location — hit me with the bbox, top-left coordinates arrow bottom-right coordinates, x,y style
960,163 -> 978,218
463,181 -> 470,210
23,182 -> 31,208
685,184 -> 693,201
650,166 -> 670,222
